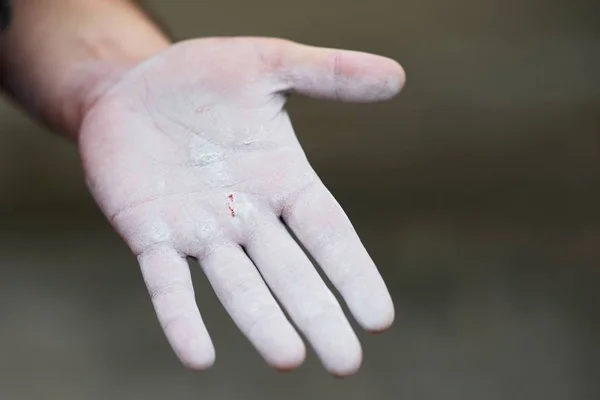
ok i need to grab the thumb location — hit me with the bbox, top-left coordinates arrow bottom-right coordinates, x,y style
266,40 -> 405,102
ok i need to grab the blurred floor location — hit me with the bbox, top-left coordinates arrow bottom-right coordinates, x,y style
0,191 -> 598,399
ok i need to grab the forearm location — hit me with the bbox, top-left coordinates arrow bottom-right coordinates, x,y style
0,0 -> 170,139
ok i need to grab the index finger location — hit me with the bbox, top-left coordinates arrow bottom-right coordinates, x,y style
281,182 -> 395,332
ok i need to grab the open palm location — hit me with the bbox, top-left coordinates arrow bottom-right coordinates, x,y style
79,37 -> 404,376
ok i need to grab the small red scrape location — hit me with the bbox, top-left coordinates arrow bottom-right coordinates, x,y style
228,194 -> 236,217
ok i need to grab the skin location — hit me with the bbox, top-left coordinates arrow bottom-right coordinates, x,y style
1,1 -> 405,376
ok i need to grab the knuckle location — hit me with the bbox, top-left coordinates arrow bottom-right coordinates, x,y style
244,308 -> 282,338
331,51 -> 344,101
148,281 -> 191,302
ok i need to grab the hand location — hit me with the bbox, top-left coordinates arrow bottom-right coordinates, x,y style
79,37 -> 405,376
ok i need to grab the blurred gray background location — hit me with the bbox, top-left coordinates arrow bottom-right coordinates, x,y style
0,0 -> 598,399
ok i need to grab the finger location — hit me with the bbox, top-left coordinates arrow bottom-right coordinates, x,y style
138,245 -> 215,370
263,39 -> 405,102
282,182 -> 394,333
197,244 -> 305,370
244,219 -> 362,377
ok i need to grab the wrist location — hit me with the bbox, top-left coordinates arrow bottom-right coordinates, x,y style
61,42 -> 169,140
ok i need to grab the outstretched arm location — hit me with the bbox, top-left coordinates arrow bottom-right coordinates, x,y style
0,0 -> 169,138
1,0 -> 406,376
